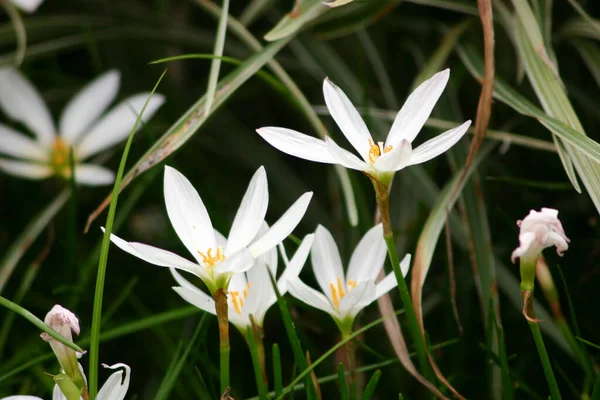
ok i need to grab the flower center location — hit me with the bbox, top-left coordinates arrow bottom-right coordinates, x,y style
329,277 -> 357,309
229,282 -> 251,315
50,138 -> 71,173
198,246 -> 225,268
368,139 -> 393,163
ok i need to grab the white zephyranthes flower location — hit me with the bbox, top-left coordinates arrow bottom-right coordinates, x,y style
511,208 -> 570,264
107,165 -> 313,294
257,69 -> 471,185
288,224 -> 411,334
0,67 -> 164,185
170,233 -> 314,332
1,363 -> 130,400
11,0 -> 43,12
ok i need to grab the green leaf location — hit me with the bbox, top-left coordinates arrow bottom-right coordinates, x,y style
273,343 -> 283,397
337,363 -> 349,400
360,370 -> 381,400
205,0 -> 230,115
247,326 -> 268,400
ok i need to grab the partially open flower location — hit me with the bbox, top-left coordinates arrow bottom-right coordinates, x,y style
511,208 -> 570,265
40,305 -> 83,385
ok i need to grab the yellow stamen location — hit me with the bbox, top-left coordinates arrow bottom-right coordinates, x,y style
198,246 -> 225,267
367,139 -> 393,163
230,291 -> 242,315
337,277 -> 345,299
329,283 -> 340,309
347,280 -> 357,289
243,282 -> 250,299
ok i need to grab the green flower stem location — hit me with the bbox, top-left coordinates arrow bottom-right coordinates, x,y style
371,178 -> 431,379
526,296 -> 562,400
341,332 -> 357,400
214,288 -> 230,394
250,317 -> 268,389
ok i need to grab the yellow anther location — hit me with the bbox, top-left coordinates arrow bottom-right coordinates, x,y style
230,291 -> 242,315
329,283 -> 340,309
367,139 -> 393,163
50,138 -> 71,175
347,280 -> 357,289
337,277 -> 345,299
198,246 -> 225,267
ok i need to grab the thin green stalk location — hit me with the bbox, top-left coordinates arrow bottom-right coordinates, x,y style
273,343 -> 283,397
528,319 -> 562,399
371,178 -> 431,379
88,72 -> 166,398
338,363 -> 349,400
342,332 -> 357,400
214,288 -> 230,394
247,324 -> 268,399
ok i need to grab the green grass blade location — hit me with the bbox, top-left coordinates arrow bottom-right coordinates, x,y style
591,374 -> 600,400
0,295 -> 84,353
88,71 -> 166,399
337,363 -> 349,400
273,343 -> 283,397
0,188 -> 70,295
247,326 -> 268,400
360,370 -> 381,400
85,37 -> 292,230
204,0 -> 230,116
264,0 -> 326,41
403,0 -> 478,15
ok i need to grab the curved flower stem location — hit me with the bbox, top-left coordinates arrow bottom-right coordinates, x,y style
214,288 -> 230,394
341,332 -> 357,400
250,316 -> 269,389
371,178 -> 432,381
524,291 -> 562,400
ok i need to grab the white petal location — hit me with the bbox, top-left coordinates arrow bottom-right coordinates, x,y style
323,78 -> 372,159
0,158 -> 52,179
0,67 -> 55,146
242,263 -> 267,324
277,233 -> 314,295
163,166 -> 216,263
60,70 -> 120,144
338,280 -> 376,319
105,230 -> 208,280
373,139 -> 412,172
346,224 -> 386,283
53,384 -> 67,400
324,136 -> 367,171
2,396 -> 43,400
409,120 -> 471,166
172,286 -> 216,316
76,93 -> 165,159
374,271 -> 398,299
10,0 -> 43,12
169,267 -> 201,291
0,124 -> 48,161
248,192 -> 312,257
226,166 -> 269,255
214,229 -> 227,247
311,225 -> 345,299
73,163 -> 114,186
287,278 -> 336,316
97,363 -> 130,400
256,127 -> 337,164
386,69 -> 450,147
214,249 -> 254,274
400,253 -> 411,277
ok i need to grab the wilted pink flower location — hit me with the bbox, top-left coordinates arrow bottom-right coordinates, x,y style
511,208 -> 570,264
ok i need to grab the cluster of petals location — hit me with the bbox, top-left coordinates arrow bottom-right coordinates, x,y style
511,207 -> 570,263
288,224 -> 411,333
257,69 -> 471,184
0,68 -> 164,185
11,0 -> 43,12
171,232 -> 314,331
107,166 -> 312,294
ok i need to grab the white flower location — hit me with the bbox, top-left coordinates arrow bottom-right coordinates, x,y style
1,363 -> 130,400
288,224 -> 411,334
11,0 -> 43,12
0,67 -> 164,185
107,166 -> 313,294
511,208 -> 570,264
40,305 -> 82,383
170,233 -> 314,331
257,70 -> 471,184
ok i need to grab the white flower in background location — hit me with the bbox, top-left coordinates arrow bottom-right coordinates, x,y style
40,305 -> 84,384
0,67 -> 164,185
171,233 -> 314,331
288,224 -> 411,334
257,69 -> 471,185
1,363 -> 130,400
11,0 -> 43,13
511,207 -> 570,264
107,166 -> 313,294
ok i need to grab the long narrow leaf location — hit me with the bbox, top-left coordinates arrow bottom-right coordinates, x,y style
204,0 -> 230,115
